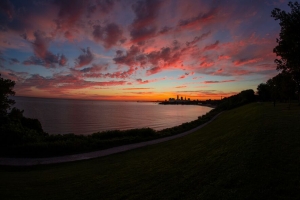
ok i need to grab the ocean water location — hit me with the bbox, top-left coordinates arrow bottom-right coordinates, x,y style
12,96 -> 212,135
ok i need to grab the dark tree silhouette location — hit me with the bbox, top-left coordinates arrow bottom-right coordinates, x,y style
266,72 -> 296,107
0,74 -> 15,116
271,2 -> 300,101
257,83 -> 271,102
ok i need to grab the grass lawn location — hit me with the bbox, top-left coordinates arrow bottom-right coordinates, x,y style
1,102 -> 300,199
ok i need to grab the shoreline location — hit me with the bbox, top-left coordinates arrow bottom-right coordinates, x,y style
0,112 -> 223,166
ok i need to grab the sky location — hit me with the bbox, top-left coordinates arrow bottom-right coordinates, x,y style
0,0 -> 290,101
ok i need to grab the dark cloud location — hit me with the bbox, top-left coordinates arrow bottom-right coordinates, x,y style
0,0 -> 14,20
31,30 -> 52,59
93,23 -> 123,48
130,0 -> 162,43
23,30 -> 67,67
54,0 -> 88,29
80,64 -> 108,73
59,54 -> 68,66
76,47 -> 94,68
186,31 -> 211,46
96,0 -> 115,14
159,26 -> 172,34
23,54 -> 67,68
146,66 -> 160,75
64,31 -> 74,40
113,45 -> 141,66
136,78 -> 149,84
203,40 -> 219,51
130,26 -> 157,43
203,80 -> 235,84
9,58 -> 19,64
22,56 -> 44,66
131,0 -> 162,28
0,1 -> 50,33
78,65 -> 136,79
178,7 -> 217,28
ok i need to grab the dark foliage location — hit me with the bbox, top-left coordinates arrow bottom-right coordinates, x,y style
216,89 -> 256,110
271,1 -> 300,100
257,72 -> 297,106
0,74 -> 15,117
257,83 -> 271,102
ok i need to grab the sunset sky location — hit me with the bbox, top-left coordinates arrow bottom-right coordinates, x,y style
0,0 -> 289,101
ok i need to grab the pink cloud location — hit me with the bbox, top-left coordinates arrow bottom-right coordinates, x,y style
177,7 -> 218,29
93,23 -> 123,48
54,0 -> 88,30
76,47 -> 94,68
203,40 -> 219,51
203,80 -> 235,84
136,77 -> 165,85
14,73 -> 127,95
122,88 -> 152,90
233,57 -> 262,66
175,85 -> 187,88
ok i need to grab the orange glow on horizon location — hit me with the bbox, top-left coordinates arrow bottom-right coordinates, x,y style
16,91 -> 235,101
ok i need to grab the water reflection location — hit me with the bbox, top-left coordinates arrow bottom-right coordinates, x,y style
13,97 -> 212,135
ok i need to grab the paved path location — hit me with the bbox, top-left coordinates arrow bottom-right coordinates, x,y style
0,112 -> 223,166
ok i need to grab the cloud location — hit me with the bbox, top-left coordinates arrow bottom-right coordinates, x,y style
73,63 -> 135,79
54,0 -> 88,29
15,73 -> 127,94
130,0 -> 162,43
59,54 -> 68,66
88,0 -> 116,16
31,30 -> 52,59
22,56 -> 45,66
178,72 -> 191,79
9,58 -> 19,64
186,31 -> 211,46
135,77 -> 165,84
159,26 -> 172,34
130,26 -> 157,43
93,23 -> 123,48
113,40 -> 185,76
136,78 -> 149,84
125,91 -> 154,95
178,7 -> 217,28
175,85 -> 187,88
0,0 -> 283,100
113,45 -> 141,66
131,0 -> 162,28
0,0 -> 14,20
76,47 -> 94,68
203,40 -> 219,51
203,80 -> 235,84
23,54 -> 67,68
233,57 -> 262,66
122,88 -> 152,90
80,64 -> 108,73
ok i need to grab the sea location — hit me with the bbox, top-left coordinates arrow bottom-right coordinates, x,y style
12,96 -> 212,135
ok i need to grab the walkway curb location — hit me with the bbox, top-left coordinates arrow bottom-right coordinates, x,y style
0,112 -> 223,166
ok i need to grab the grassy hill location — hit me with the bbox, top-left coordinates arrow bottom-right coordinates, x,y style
1,102 -> 300,199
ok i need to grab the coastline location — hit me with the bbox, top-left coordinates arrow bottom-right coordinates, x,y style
0,112 -> 223,166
